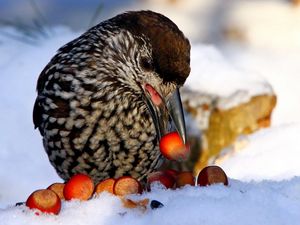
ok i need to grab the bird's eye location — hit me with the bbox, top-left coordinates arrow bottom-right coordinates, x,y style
140,57 -> 154,71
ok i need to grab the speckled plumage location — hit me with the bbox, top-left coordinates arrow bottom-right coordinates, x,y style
33,11 -> 190,182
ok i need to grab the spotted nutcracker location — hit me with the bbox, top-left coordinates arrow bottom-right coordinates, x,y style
33,10 -> 190,182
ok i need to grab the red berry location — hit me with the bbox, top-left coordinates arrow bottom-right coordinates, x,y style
63,174 -> 94,200
94,178 -> 116,195
164,169 -> 179,179
26,189 -> 61,215
159,132 -> 190,161
47,183 -> 65,200
175,171 -> 195,188
147,171 -> 175,190
113,176 -> 142,196
197,166 -> 229,186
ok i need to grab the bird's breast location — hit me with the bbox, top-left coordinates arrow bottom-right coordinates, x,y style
42,85 -> 163,181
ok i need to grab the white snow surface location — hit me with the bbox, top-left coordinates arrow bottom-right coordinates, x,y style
185,44 -> 273,109
223,46 -> 300,125
1,179 -> 300,225
220,123 -> 300,181
1,4 -> 300,223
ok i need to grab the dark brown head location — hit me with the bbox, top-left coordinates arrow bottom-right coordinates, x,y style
111,10 -> 191,86
105,11 -> 190,143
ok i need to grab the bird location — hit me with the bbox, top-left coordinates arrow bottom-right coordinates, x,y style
33,10 -> 191,183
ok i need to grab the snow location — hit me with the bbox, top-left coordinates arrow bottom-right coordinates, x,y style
1,1 -> 300,224
185,44 -> 273,109
0,27 -> 79,209
1,179 -> 300,225
223,47 -> 300,125
220,123 -> 300,181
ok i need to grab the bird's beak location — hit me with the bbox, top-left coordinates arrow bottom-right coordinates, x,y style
144,86 -> 187,144
166,88 -> 187,144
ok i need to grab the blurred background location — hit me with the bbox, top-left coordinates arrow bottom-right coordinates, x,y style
0,0 -> 298,47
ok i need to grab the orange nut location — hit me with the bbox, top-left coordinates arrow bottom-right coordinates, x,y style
26,189 -> 61,215
63,174 -> 94,201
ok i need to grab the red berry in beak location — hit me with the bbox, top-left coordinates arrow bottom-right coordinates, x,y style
159,131 -> 190,161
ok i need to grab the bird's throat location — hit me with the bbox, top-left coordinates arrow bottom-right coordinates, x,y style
144,84 -> 162,106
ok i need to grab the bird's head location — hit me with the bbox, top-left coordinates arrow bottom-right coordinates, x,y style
100,10 -> 190,144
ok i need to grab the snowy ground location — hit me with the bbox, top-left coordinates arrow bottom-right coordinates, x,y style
1,1 -> 300,224
1,178 -> 300,225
